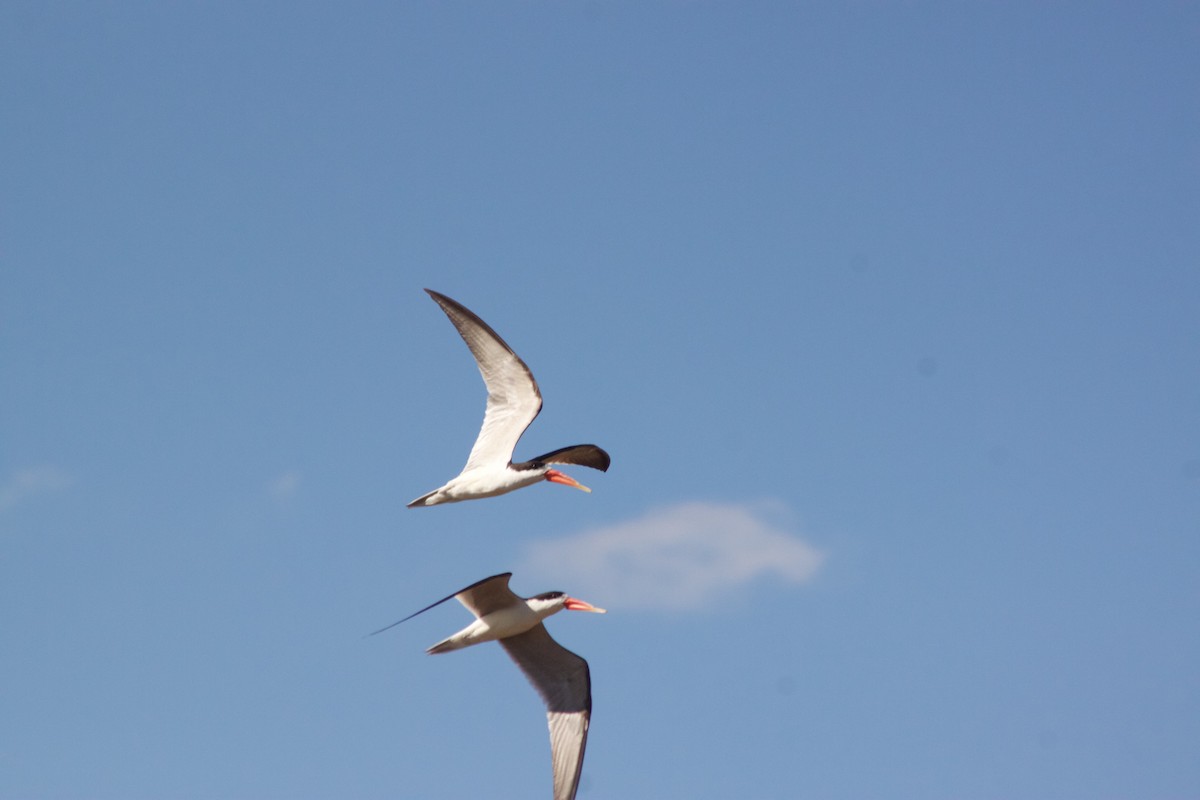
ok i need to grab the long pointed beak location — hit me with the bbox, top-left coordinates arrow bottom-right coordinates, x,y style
545,469 -> 591,493
564,597 -> 607,614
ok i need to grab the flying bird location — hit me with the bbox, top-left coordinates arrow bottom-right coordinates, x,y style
371,573 -> 605,800
408,289 -> 610,507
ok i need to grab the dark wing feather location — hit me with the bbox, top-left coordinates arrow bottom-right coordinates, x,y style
520,444 -> 611,472
500,624 -> 591,800
367,573 -> 514,636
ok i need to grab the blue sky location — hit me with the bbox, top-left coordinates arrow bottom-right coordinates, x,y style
2,2 -> 1198,798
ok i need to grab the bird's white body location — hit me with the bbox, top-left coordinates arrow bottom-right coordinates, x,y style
412,464 -> 547,507
408,290 -> 610,508
428,594 -> 562,652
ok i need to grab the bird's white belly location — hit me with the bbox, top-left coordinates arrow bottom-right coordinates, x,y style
475,605 -> 542,641
440,605 -> 543,651
438,466 -> 544,502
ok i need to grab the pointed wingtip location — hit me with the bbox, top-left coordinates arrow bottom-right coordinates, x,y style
365,618 -> 407,638
368,573 -> 513,640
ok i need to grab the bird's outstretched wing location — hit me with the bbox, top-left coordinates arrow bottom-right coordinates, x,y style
367,573 -> 515,636
454,572 -> 523,619
520,444 -> 611,473
499,624 -> 591,800
425,290 -> 543,472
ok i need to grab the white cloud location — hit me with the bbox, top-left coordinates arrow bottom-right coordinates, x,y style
0,467 -> 72,513
519,502 -> 825,611
269,470 -> 301,501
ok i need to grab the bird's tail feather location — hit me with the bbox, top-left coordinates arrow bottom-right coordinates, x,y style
427,637 -> 464,655
407,491 -> 437,508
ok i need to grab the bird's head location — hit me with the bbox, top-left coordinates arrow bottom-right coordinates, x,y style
529,591 -> 608,617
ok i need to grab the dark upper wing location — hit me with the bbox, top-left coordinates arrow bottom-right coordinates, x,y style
521,444 -> 611,472
499,624 -> 591,800
425,290 -> 542,471
367,573 -> 514,636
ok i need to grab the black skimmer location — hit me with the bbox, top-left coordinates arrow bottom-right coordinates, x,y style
408,289 -> 610,507
372,573 -> 605,800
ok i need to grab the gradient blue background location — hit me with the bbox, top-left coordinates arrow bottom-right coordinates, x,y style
3,3 -> 1198,798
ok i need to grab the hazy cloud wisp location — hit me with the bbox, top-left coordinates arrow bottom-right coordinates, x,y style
269,470 -> 302,502
0,467 -> 72,513
520,502 -> 825,611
